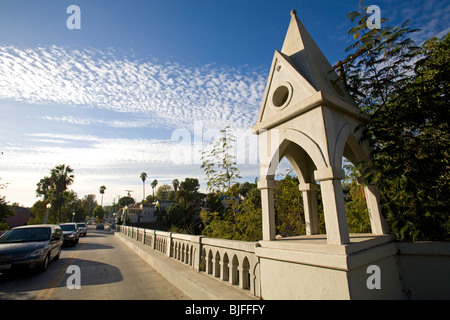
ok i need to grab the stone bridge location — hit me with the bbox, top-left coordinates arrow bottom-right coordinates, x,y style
112,10 -> 450,300
115,225 -> 450,300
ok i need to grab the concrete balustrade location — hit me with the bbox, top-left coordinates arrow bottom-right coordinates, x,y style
116,225 -> 261,297
115,224 -> 450,299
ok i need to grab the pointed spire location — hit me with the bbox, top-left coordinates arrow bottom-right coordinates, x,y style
253,10 -> 364,134
280,10 -> 334,91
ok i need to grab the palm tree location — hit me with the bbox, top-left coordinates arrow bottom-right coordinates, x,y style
50,164 -> 74,223
140,172 -> 147,202
99,185 -> 106,207
151,179 -> 158,199
172,179 -> 179,192
36,176 -> 53,200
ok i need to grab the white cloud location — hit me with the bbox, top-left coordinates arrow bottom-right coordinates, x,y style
0,44 -> 270,207
0,45 -> 266,131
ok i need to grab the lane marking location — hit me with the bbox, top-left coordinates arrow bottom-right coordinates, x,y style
35,240 -> 84,300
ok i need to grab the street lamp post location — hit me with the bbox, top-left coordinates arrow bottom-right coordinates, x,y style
44,203 -> 51,224
72,211 -> 75,222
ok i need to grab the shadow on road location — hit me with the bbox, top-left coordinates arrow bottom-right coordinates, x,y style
0,259 -> 122,300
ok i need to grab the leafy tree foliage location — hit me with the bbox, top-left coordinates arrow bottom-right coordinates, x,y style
343,160 -> 371,233
155,184 -> 173,201
337,5 -> 449,241
274,175 -> 305,237
155,178 -> 204,234
0,174 -> 13,229
200,126 -> 242,193
99,185 -> 106,207
93,205 -> 105,219
30,193 -> 98,224
201,182 -> 262,241
35,164 -> 75,223
151,179 -> 158,198
118,196 -> 134,208
0,196 -> 13,229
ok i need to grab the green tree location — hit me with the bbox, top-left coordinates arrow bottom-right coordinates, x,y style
29,200 -> 49,225
200,126 -> 241,194
36,164 -> 75,223
177,178 -> 201,207
0,196 -> 12,230
36,176 -> 52,200
80,194 -> 98,217
156,184 -> 173,201
274,175 -> 305,237
172,179 -> 179,192
118,196 -> 134,208
201,182 -> 262,241
338,4 -> 449,240
51,164 -> 75,223
145,194 -> 155,203
163,203 -> 186,231
93,205 -> 105,220
343,160 -> 371,233
99,185 -> 106,207
0,170 -> 13,229
140,172 -> 147,201
151,179 -> 158,198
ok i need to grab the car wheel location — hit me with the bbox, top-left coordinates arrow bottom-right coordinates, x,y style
40,254 -> 50,272
54,247 -> 61,260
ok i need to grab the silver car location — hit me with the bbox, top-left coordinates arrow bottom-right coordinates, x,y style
77,222 -> 87,237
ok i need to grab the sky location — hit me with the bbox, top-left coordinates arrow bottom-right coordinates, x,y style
0,0 -> 449,208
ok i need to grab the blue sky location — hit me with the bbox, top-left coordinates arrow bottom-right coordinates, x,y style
0,0 -> 449,207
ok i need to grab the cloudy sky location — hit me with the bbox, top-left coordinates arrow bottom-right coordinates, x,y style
0,0 -> 448,207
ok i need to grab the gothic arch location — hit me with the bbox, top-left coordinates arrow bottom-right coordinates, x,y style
260,127 -> 327,180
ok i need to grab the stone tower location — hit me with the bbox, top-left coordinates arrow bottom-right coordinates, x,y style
253,10 -> 389,245
251,11 -> 407,299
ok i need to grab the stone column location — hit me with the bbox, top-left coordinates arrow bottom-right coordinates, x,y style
258,177 -> 280,241
299,183 -> 319,235
356,177 -> 389,235
166,233 -> 172,257
193,236 -> 203,272
314,167 -> 350,245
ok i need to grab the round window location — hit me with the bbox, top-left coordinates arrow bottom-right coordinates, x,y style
272,85 -> 290,108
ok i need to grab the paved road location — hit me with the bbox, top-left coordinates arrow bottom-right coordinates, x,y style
0,226 -> 190,300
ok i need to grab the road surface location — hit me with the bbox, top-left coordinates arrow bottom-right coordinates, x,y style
0,226 -> 190,300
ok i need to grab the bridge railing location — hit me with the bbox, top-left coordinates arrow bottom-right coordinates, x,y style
116,225 -> 260,297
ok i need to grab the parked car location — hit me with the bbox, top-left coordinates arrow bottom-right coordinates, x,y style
77,223 -> 87,237
0,224 -> 63,273
96,223 -> 104,230
59,223 -> 80,246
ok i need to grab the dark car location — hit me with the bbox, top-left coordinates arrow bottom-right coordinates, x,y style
95,223 -> 104,230
77,223 -> 87,237
59,223 -> 80,246
0,225 -> 63,273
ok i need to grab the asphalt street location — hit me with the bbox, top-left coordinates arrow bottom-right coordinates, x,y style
0,226 -> 190,300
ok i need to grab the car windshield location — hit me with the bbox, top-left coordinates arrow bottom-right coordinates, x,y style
60,224 -> 76,231
0,227 -> 51,243
78,223 -> 86,227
